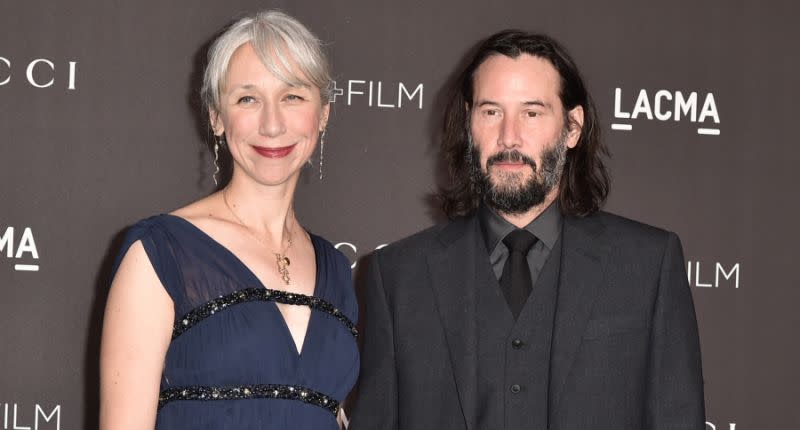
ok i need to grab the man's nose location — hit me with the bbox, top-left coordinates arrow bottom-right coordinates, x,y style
498,116 -> 521,148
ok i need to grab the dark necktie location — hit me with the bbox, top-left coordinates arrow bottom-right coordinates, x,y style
499,229 -> 538,319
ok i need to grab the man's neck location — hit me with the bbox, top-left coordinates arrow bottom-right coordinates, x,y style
497,189 -> 559,228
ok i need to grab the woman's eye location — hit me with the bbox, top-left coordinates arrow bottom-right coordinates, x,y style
237,96 -> 256,104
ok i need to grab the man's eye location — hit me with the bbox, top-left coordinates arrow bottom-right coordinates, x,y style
484,109 -> 498,116
527,111 -> 539,118
285,94 -> 305,102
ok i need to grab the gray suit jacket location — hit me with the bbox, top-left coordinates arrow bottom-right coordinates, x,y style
350,211 -> 705,430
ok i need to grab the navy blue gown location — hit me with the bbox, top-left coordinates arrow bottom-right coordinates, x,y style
111,214 -> 359,429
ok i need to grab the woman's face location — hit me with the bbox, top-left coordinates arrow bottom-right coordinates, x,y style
212,42 -> 329,187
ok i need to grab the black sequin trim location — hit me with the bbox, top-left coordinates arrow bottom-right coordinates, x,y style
158,384 -> 340,416
172,288 -> 358,340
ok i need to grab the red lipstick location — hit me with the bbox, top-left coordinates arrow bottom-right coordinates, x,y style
252,144 -> 296,158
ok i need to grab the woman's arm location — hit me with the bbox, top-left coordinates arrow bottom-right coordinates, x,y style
99,241 -> 174,430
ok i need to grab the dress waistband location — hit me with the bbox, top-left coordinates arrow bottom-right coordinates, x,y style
158,383 -> 340,416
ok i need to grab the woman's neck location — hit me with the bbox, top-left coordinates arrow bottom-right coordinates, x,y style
220,173 -> 299,245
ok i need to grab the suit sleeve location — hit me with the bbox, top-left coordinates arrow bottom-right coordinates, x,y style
349,251 -> 399,430
646,232 -> 706,429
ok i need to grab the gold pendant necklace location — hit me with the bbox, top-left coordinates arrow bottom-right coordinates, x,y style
222,189 -> 294,285
275,252 -> 291,285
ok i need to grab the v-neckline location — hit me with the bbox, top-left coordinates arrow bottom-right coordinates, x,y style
163,214 -> 323,358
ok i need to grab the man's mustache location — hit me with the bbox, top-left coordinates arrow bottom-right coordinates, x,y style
487,150 -> 537,170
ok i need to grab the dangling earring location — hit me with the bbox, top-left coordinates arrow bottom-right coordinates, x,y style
213,135 -> 224,186
319,129 -> 326,180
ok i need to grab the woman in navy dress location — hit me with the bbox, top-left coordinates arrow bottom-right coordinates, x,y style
99,11 -> 358,429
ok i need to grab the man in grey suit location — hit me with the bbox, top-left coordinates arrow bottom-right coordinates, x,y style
350,30 -> 704,430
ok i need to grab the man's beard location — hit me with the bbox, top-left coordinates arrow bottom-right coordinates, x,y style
468,128 -> 569,215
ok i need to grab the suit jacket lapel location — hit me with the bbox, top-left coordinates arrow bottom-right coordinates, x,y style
549,214 -> 611,414
427,216 -> 486,430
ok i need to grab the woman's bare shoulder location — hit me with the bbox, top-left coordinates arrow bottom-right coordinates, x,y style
170,193 -> 222,223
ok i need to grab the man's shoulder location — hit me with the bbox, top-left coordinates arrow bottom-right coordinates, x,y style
590,210 -> 672,239
374,216 -> 474,260
377,223 -> 449,258
581,210 -> 680,259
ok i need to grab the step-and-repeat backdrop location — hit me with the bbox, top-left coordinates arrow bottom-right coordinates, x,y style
2,0 -> 798,428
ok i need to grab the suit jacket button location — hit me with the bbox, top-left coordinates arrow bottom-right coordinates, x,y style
511,339 -> 523,349
510,384 -> 521,394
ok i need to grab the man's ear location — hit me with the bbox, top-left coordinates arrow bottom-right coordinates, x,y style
565,105 -> 584,149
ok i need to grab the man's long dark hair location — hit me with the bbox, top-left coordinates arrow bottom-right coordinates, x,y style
440,30 -> 609,219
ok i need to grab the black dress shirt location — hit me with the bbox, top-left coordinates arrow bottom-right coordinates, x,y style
478,201 -> 562,284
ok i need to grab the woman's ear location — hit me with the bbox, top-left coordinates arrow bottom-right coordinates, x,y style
319,103 -> 331,131
209,108 -> 224,136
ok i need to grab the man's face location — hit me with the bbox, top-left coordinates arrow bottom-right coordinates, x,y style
468,53 -> 582,214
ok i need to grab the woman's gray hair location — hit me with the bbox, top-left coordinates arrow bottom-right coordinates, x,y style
201,10 -> 332,115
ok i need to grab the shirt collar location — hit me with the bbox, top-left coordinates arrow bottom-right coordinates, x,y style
478,200 -> 563,255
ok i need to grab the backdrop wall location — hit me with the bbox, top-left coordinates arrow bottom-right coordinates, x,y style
2,0 -> 797,428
